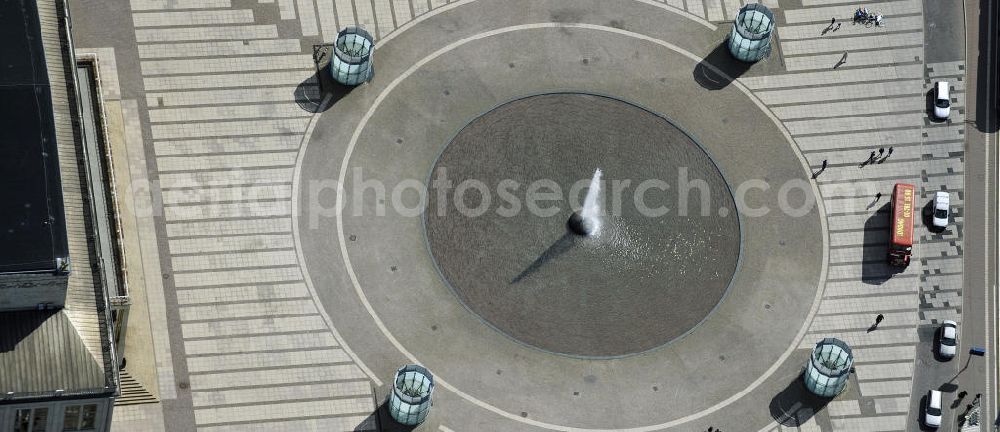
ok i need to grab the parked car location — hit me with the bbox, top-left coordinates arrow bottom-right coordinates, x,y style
924,389 -> 943,428
932,191 -> 951,229
933,81 -> 951,119
938,320 -> 958,359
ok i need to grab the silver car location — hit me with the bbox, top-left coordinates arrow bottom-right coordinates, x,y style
932,191 -> 950,229
933,81 -> 951,119
924,390 -> 943,428
938,320 -> 957,359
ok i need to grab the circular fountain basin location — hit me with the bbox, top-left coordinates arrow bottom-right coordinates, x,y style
424,93 -> 741,357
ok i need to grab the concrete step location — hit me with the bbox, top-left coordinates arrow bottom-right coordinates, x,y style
115,369 -> 158,406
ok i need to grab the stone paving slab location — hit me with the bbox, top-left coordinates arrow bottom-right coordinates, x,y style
175,282 -> 310,305
185,348 -> 352,373
134,24 -> 279,42
191,380 -> 371,406
181,316 -> 327,339
165,219 -> 293,238
183,332 -> 339,356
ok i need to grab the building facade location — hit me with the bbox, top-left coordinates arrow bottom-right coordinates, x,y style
0,0 -> 124,430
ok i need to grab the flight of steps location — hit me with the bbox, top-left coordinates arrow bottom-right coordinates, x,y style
115,369 -> 158,406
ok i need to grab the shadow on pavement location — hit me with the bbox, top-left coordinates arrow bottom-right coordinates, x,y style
353,398 -> 416,432
921,200 -> 937,232
939,382 -> 959,393
693,42 -> 751,90
295,68 -> 355,114
297,44 -> 366,113
974,0 -> 998,133
861,203 -> 901,285
769,376 -> 830,427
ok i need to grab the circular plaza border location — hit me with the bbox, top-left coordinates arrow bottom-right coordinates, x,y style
293,10 -> 828,431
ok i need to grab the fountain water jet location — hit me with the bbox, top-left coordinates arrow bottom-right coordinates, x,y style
568,168 -> 602,236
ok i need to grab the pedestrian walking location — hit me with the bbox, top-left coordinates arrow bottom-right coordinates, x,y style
834,51 -> 848,68
878,148 -> 885,156
869,150 -> 877,161
875,192 -> 882,201
834,22 -> 842,31
813,159 -> 828,178
879,146 -> 893,163
831,17 -> 836,25
875,313 -> 884,324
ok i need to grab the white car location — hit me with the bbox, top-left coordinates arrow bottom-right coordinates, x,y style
933,81 -> 951,119
938,320 -> 958,359
924,390 -> 943,428
933,191 -> 950,229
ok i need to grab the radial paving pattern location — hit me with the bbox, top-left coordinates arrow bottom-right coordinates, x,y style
62,0 -> 972,428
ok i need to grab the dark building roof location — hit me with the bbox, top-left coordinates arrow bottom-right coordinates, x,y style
0,0 -> 69,274
0,0 -> 116,400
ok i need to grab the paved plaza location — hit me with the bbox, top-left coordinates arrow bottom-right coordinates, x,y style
64,0 -> 997,430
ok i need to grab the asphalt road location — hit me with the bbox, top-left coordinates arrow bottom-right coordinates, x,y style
960,0 -> 999,430
924,0 -> 968,64
906,0 -> 998,430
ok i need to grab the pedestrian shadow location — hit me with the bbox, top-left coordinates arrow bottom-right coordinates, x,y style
769,377 -> 830,427
948,387 -> 967,410
693,42 -> 751,90
861,202 -> 902,285
865,195 -> 882,210
833,51 -> 849,69
811,162 -> 827,179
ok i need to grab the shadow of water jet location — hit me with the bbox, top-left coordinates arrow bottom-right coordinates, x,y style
510,232 -> 578,284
